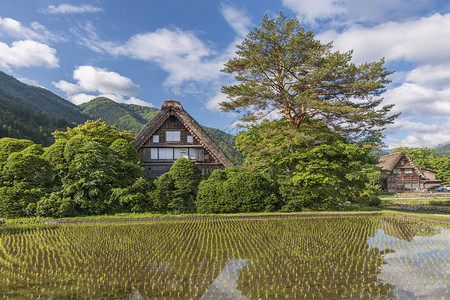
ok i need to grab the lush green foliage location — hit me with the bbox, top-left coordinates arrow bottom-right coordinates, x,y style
197,168 -> 280,213
236,120 -> 381,210
0,121 -> 145,218
150,158 -> 201,213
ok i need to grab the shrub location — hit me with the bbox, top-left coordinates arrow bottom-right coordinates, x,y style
150,158 -> 201,213
197,168 -> 280,213
368,195 -> 381,207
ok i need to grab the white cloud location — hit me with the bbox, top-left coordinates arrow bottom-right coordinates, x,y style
76,23 -> 235,91
53,66 -> 152,107
0,40 -> 59,69
41,4 -> 103,14
0,17 -> 63,42
317,13 -> 450,64
385,118 -> 450,148
207,91 -> 229,111
220,4 -> 252,37
282,0 -> 430,26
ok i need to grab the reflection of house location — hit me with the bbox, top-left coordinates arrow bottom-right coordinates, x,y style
379,218 -> 419,242
378,151 -> 442,192
132,100 -> 234,177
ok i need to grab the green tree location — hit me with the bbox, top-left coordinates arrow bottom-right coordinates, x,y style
236,120 -> 381,210
53,119 -> 134,146
63,140 -> 142,215
221,13 -> 397,141
0,138 -> 34,169
109,138 -> 140,164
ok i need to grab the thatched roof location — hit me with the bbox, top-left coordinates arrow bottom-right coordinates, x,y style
377,151 -> 425,177
132,100 -> 234,168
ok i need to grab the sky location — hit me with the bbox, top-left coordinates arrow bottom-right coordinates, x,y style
0,0 -> 449,148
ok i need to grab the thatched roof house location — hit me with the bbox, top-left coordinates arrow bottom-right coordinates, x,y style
378,151 -> 442,192
132,100 -> 234,177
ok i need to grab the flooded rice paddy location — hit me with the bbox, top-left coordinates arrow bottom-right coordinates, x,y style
0,215 -> 449,299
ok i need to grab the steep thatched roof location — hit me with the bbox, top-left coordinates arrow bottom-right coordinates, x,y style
377,151 -> 425,177
132,100 -> 234,168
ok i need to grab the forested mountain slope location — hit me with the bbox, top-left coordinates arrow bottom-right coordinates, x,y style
79,97 -> 159,134
0,72 -> 87,123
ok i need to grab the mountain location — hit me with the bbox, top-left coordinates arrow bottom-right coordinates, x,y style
80,97 -> 244,165
79,97 -> 159,134
0,72 -> 243,165
0,72 -> 87,123
436,143 -> 450,155
0,72 -> 89,146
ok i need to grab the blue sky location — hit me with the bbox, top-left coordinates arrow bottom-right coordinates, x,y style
1,0 -> 450,148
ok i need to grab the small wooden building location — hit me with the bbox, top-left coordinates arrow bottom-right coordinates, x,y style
132,100 -> 234,177
378,151 -> 442,192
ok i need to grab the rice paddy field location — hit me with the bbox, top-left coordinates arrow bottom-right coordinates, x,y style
0,215 -> 449,299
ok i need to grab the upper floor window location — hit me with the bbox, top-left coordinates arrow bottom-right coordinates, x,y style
166,131 -> 180,142
153,135 -> 159,143
393,169 -> 400,174
187,135 -> 193,143
400,160 -> 405,166
405,168 -> 413,174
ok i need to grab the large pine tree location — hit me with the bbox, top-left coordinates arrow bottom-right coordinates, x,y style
221,13 -> 398,141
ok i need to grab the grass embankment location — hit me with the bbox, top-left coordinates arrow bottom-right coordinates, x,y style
380,192 -> 450,215
2,206 -> 450,227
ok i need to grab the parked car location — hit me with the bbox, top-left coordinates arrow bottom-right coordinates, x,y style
427,186 -> 440,192
436,185 -> 450,192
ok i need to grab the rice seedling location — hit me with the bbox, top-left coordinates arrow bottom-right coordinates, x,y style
0,215 -> 448,299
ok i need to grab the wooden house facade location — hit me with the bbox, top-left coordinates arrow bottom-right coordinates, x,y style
378,151 -> 442,192
132,100 -> 234,177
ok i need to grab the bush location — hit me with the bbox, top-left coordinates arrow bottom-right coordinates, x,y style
368,195 -> 381,207
0,183 -> 43,218
150,158 -> 201,213
197,168 -> 280,213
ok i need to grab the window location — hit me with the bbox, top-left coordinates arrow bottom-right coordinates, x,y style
400,160 -> 405,166
159,148 -> 173,160
189,148 -> 196,160
204,154 -> 210,160
151,148 -> 158,159
187,135 -> 193,143
153,135 -> 159,143
405,168 -> 412,174
393,169 -> 400,174
174,148 -> 188,159
166,131 -> 180,142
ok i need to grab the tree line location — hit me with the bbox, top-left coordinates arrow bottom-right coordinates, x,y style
0,119 -> 383,219
0,13 -> 401,218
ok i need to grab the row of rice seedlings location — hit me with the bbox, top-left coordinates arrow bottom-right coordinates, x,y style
0,215 -> 448,299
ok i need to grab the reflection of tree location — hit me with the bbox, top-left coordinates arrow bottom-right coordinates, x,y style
5,216 -> 441,299
236,217 -> 393,299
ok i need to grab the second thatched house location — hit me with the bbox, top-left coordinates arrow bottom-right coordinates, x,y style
378,151 -> 442,192
132,100 -> 234,177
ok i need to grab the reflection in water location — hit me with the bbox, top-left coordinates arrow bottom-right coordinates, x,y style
0,216 -> 449,299
200,259 -> 249,300
368,222 -> 450,299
